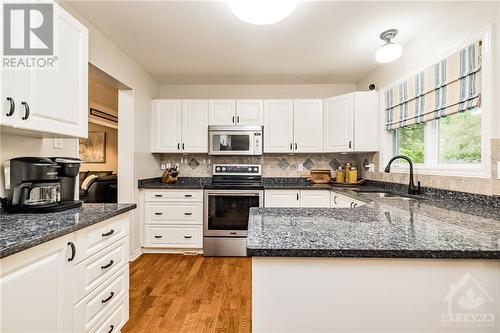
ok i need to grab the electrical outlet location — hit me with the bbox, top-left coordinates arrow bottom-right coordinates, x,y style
53,138 -> 63,149
297,164 -> 304,172
160,163 -> 166,170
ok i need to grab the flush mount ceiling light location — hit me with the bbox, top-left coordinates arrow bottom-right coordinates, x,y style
228,0 -> 298,25
375,29 -> 403,63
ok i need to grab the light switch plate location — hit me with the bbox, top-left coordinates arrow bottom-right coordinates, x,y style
53,138 -> 63,149
160,163 -> 166,170
297,164 -> 304,172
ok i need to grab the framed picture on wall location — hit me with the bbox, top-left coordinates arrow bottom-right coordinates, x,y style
79,132 -> 106,163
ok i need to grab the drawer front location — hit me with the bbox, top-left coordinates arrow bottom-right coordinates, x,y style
145,190 -> 202,202
331,192 -> 365,208
89,294 -> 129,333
75,214 -> 129,263
146,203 -> 201,223
74,266 -> 129,333
145,225 -> 202,248
300,190 -> 331,208
74,237 -> 129,302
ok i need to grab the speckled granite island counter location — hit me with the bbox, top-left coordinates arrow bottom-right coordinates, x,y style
0,203 -> 136,258
250,190 -> 500,333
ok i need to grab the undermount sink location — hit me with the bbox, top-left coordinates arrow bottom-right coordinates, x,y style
353,189 -> 425,201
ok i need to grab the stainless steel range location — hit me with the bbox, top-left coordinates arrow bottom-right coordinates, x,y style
203,164 -> 263,256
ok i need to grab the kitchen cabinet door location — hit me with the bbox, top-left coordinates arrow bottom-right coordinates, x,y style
324,93 -> 354,152
151,100 -> 182,153
236,100 -> 263,125
354,91 -> 379,151
23,3 -> 88,138
264,100 -> 294,153
265,190 -> 300,208
208,100 -> 236,125
300,190 -> 331,207
293,99 -> 323,153
0,234 -> 75,333
182,100 -> 208,153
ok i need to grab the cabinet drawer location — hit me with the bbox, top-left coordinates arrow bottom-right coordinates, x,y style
145,203 -> 201,223
145,190 -> 202,202
89,294 -> 129,333
145,225 -> 202,248
74,266 -> 129,333
74,237 -> 129,302
75,214 -> 129,263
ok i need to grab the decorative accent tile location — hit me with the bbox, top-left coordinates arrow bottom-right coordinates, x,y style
277,159 -> 289,170
303,158 -> 315,170
188,158 -> 200,169
329,159 -> 341,170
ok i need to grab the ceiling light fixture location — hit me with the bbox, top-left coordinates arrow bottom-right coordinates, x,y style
228,0 -> 298,25
375,29 -> 403,63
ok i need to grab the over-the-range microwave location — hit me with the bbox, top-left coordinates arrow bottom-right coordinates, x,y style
208,125 -> 262,156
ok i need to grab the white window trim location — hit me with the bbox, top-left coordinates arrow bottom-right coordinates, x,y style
379,26 -> 493,179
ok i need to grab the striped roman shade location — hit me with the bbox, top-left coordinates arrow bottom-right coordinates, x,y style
384,40 -> 482,130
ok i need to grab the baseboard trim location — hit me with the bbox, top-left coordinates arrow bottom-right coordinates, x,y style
129,248 -> 143,262
143,247 -> 203,255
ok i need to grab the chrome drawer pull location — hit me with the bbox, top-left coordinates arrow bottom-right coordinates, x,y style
184,235 -> 192,239
101,291 -> 114,304
101,260 -> 114,270
154,235 -> 162,239
184,212 -> 192,216
101,229 -> 114,237
154,212 -> 163,215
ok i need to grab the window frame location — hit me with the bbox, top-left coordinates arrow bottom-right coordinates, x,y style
379,28 -> 492,179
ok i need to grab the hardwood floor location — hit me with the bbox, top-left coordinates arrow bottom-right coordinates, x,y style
122,254 -> 252,333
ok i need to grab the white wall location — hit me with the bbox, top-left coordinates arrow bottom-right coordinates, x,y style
356,1 -> 500,139
159,84 -> 355,99
60,1 -> 161,259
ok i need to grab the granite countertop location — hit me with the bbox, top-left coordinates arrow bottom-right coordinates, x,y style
0,203 -> 136,259
247,189 -> 500,259
138,177 -> 210,189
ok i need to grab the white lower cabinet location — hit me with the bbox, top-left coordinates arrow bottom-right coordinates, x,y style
143,190 -> 204,252
300,190 -> 331,208
0,212 -> 131,333
265,189 -> 364,208
331,192 -> 365,208
0,234 -> 75,333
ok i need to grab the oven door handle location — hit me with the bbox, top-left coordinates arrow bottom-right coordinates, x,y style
206,192 -> 261,196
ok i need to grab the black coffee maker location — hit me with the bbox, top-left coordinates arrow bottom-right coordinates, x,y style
4,157 -> 83,213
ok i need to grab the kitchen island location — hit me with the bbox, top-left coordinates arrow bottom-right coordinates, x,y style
248,190 -> 500,333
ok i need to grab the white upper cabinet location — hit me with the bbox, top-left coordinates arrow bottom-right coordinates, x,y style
208,100 -> 236,125
151,100 -> 208,153
209,99 -> 263,125
293,99 -> 323,153
324,91 -> 379,152
0,2 -> 88,138
264,99 -> 323,153
324,93 -> 354,152
181,100 -> 208,152
236,100 -> 263,125
152,100 -> 182,153
264,100 -> 294,153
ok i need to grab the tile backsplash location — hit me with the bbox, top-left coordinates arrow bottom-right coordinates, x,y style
159,153 -> 375,178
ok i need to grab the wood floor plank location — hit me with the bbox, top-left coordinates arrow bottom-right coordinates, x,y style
122,254 -> 251,333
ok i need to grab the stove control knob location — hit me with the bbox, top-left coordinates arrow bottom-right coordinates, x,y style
215,167 -> 221,172
222,167 -> 226,171
248,167 -> 252,171
253,167 -> 258,172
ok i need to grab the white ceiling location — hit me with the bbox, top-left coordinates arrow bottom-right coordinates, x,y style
67,0 -> 453,84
